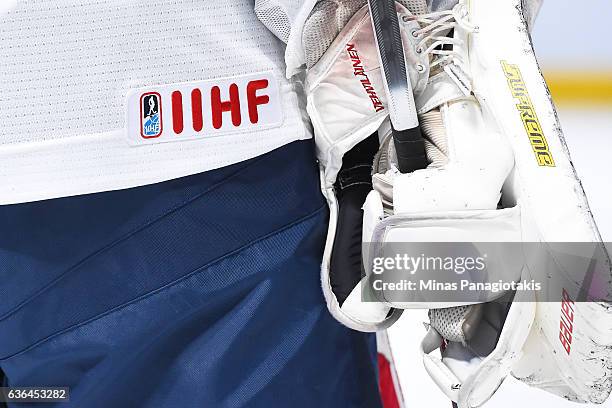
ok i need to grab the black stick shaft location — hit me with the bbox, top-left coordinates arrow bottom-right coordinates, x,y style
392,126 -> 428,173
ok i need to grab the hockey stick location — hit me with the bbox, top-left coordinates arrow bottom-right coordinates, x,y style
368,0 -> 428,173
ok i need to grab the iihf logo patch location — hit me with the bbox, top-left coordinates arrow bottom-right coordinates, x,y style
127,72 -> 283,145
140,92 -> 163,138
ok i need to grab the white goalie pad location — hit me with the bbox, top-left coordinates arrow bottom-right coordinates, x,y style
468,0 -> 612,404
382,0 -> 612,405
355,0 -> 611,405
365,206 -> 524,309
259,0 -> 611,404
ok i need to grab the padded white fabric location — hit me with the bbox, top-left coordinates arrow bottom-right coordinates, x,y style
307,3 -> 428,331
306,4 -> 429,186
417,0 -> 611,404
365,207 -> 523,309
359,0 -> 611,405
422,299 -> 536,406
261,0 -> 611,404
0,0 -> 309,204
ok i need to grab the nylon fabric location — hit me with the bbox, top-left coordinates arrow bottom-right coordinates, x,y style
0,0 -> 309,204
0,140 -> 382,408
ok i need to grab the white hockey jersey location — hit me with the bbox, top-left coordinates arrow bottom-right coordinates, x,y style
0,0 -> 311,204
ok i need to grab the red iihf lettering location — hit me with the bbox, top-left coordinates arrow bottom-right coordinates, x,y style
247,79 -> 270,124
211,83 -> 241,129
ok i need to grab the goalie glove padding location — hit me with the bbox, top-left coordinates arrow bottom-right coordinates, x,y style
307,2 -> 429,331
422,296 -> 536,407
329,134 -> 379,306
428,304 -> 483,345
